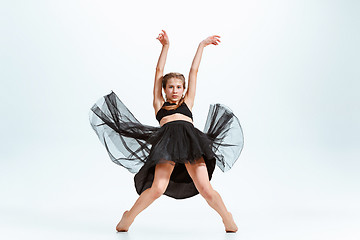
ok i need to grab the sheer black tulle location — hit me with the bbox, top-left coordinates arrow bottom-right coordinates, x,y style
89,90 -> 244,199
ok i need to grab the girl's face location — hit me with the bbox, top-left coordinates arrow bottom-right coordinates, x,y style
164,78 -> 184,103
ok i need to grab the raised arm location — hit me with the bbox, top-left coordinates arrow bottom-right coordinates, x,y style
153,30 -> 169,112
184,35 -> 221,110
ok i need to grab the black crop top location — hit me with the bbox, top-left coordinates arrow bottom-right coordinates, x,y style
156,101 -> 193,122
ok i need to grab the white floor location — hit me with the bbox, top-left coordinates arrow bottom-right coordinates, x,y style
1,204 -> 359,240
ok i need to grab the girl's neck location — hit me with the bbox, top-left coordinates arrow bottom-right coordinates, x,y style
166,99 -> 178,104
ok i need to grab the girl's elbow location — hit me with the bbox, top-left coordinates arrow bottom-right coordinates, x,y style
189,68 -> 198,75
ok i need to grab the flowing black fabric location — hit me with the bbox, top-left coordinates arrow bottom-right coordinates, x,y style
89,90 -> 244,199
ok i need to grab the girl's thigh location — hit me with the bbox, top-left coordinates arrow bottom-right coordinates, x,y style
152,161 -> 175,189
184,157 -> 212,191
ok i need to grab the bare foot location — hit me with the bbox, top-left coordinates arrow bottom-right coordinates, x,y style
222,212 -> 238,233
116,210 -> 134,232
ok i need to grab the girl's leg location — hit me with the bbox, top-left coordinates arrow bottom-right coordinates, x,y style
116,161 -> 175,232
185,157 -> 238,232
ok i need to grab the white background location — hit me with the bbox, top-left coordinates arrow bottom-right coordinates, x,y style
1,0 -> 359,239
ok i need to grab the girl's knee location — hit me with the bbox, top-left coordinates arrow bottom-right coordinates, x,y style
198,185 -> 215,200
150,185 -> 167,198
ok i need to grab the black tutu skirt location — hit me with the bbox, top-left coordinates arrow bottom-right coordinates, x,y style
89,90 -> 244,199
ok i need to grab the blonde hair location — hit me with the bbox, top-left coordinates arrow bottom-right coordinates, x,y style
162,72 -> 186,110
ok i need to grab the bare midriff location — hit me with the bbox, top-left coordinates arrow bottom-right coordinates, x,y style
159,113 -> 193,127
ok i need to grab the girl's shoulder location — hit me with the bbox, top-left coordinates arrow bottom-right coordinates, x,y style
153,98 -> 165,115
183,95 -> 194,111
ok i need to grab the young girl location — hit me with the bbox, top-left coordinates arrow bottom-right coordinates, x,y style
89,30 -> 244,232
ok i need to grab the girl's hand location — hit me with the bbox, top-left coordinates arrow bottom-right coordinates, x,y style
201,35 -> 221,47
156,30 -> 169,46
